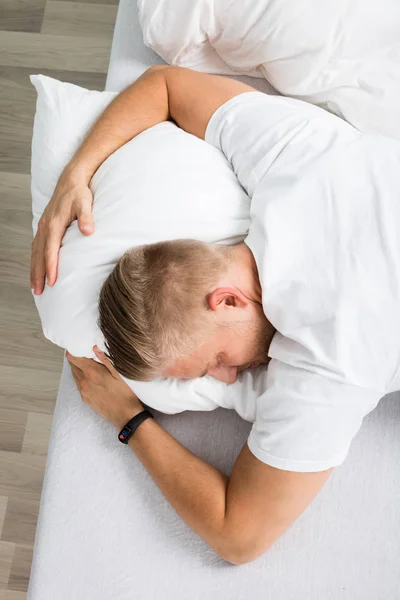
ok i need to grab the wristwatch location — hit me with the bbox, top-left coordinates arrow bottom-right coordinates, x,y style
118,409 -> 154,444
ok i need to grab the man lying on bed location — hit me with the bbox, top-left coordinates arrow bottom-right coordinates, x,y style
30,66 -> 398,565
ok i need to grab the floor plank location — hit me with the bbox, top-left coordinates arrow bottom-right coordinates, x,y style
0,65 -> 107,93
1,590 -> 27,600
7,545 -> 32,593
0,173 -> 31,211
2,498 -> 40,547
53,0 -> 118,4
0,63 -> 106,174
0,211 -> 33,287
0,453 -> 47,503
0,499 -> 8,540
0,364 -> 61,415
21,413 -> 54,457
42,1 -> 117,38
0,0 -> 47,34
0,411 -> 27,454
0,542 -> 15,590
0,31 -> 113,74
0,65 -> 36,174
0,0 -> 117,595
0,321 -> 64,372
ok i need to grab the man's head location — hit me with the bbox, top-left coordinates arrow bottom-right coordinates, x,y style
98,239 -> 274,384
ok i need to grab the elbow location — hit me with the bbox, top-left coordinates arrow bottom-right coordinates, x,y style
218,551 -> 244,567
223,555 -> 248,567
145,65 -> 179,77
145,65 -> 169,75
221,550 -> 262,567
215,516 -> 274,565
215,537 -> 246,566
224,550 -> 265,567
218,537 -> 271,566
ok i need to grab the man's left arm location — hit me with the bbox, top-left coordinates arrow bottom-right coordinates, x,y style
66,347 -> 333,566
127,418 -> 333,565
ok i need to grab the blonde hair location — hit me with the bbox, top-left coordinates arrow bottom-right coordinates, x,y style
97,239 -> 232,381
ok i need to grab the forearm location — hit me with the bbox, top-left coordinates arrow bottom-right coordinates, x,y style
125,415 -> 235,563
64,66 -> 254,185
65,66 -> 170,183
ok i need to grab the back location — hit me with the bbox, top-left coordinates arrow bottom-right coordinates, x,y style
206,92 -> 400,471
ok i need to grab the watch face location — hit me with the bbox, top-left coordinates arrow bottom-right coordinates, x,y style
119,427 -> 132,441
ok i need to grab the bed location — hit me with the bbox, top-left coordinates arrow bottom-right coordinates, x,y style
27,0 -> 400,598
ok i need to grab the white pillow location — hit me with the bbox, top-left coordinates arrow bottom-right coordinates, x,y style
30,74 -> 268,417
138,0 -> 400,140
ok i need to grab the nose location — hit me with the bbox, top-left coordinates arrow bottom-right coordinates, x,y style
207,364 -> 238,384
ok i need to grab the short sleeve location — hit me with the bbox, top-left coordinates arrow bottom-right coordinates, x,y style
247,359 -> 383,472
205,91 -> 357,198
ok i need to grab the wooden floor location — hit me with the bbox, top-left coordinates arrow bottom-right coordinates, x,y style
0,1 -> 118,596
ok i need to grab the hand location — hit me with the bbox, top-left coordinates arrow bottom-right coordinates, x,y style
30,168 -> 95,295
66,345 -> 144,431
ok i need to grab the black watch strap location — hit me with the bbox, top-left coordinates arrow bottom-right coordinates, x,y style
118,409 -> 154,444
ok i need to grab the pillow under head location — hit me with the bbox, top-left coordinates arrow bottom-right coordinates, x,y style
30,74 -> 262,415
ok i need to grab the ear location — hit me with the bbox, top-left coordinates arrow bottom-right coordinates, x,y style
207,287 -> 249,311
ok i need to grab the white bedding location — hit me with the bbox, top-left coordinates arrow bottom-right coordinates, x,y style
138,0 -> 400,140
30,74 -> 272,422
28,357 -> 400,599
27,0 -> 400,597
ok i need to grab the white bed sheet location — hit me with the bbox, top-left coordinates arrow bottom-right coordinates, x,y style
28,358 -> 400,600
28,0 -> 400,598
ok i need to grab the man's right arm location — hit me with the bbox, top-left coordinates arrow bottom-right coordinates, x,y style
68,65 -> 255,181
31,66 -> 255,295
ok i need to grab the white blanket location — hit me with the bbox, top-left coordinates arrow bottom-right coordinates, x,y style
138,0 -> 400,140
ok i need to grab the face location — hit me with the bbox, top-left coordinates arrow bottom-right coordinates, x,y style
161,303 -> 272,384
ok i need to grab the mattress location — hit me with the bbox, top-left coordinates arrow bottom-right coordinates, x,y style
27,0 -> 400,598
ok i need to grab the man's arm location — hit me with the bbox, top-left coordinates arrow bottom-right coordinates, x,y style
31,66 -> 255,295
67,347 -> 333,565
127,416 -> 333,565
66,66 -> 255,182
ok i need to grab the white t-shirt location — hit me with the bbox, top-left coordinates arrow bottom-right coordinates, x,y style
205,91 -> 400,472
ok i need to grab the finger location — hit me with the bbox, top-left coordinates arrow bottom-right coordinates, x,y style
45,226 -> 64,287
77,205 -> 94,236
70,368 -> 86,396
30,251 -> 45,294
94,346 -> 118,377
65,351 -> 91,370
70,363 -> 84,384
30,235 -> 46,295
65,350 -> 74,363
30,240 -> 35,290
70,367 -> 79,387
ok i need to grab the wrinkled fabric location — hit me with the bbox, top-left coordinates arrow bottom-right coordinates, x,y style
206,92 -> 400,470
139,0 -> 400,140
